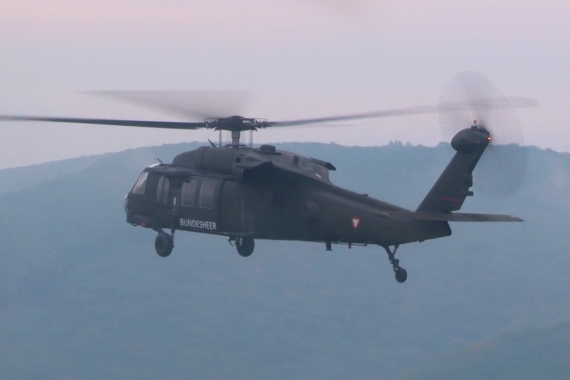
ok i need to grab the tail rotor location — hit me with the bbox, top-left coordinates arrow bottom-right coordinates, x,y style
439,71 -> 531,199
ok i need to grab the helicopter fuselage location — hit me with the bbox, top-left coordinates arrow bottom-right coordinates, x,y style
125,144 -> 451,249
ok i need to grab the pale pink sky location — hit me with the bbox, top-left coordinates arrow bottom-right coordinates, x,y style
0,0 -> 569,168
3,1 -> 569,46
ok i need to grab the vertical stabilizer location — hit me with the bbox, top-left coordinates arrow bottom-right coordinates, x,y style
416,126 -> 491,213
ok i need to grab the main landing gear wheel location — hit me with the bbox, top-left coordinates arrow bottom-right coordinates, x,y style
236,237 -> 255,257
394,266 -> 407,283
155,232 -> 173,257
384,245 -> 407,283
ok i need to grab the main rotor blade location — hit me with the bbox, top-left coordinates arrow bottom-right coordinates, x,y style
0,115 -> 206,130
270,97 -> 537,127
0,93 -> 537,135
86,90 -> 254,120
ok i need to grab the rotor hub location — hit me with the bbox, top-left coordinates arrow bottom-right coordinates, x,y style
203,116 -> 271,147
204,116 -> 270,132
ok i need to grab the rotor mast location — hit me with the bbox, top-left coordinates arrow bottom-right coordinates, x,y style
231,130 -> 241,147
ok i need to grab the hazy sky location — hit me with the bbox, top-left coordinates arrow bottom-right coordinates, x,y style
1,0 -> 569,168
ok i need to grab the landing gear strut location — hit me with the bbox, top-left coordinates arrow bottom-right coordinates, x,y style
384,245 -> 407,283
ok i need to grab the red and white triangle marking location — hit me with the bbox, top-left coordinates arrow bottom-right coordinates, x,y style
352,217 -> 360,229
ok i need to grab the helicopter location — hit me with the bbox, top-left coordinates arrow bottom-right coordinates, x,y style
0,73 -> 536,283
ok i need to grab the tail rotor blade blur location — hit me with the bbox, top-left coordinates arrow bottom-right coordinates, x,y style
440,71 -> 532,199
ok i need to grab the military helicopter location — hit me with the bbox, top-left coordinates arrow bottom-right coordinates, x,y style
0,73 -> 536,283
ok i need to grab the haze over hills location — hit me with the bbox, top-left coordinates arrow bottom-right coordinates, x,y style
0,154 -> 103,195
0,141 -> 569,379
398,321 -> 570,380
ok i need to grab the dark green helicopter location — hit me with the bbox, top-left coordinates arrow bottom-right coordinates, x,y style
0,74 -> 536,283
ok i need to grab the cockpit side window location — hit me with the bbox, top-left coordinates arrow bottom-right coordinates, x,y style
156,176 -> 170,203
132,172 -> 148,195
162,178 -> 169,203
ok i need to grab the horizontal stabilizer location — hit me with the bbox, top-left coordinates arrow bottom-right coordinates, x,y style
374,211 -> 523,222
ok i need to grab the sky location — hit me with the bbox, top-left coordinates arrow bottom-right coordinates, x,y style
1,0 -> 569,169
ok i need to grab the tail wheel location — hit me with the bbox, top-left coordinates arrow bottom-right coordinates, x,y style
155,232 -> 174,257
236,237 -> 255,257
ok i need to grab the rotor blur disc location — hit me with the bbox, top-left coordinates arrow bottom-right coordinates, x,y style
439,71 -> 527,199
87,90 -> 256,120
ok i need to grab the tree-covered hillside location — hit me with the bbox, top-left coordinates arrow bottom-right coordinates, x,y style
398,321 -> 570,380
0,142 -> 569,379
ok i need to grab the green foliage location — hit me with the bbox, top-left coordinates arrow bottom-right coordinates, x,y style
0,142 -> 570,379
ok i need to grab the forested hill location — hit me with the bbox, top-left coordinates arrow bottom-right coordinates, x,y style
398,320 -> 570,380
1,141 -> 569,380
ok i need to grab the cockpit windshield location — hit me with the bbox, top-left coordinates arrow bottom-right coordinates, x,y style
132,171 -> 149,195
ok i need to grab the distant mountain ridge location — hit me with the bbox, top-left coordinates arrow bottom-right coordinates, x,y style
0,155 -> 103,195
0,141 -> 569,380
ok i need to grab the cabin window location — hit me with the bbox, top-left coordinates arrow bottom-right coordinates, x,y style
132,172 -> 148,195
156,176 -> 170,203
199,181 -> 216,209
181,179 -> 197,207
